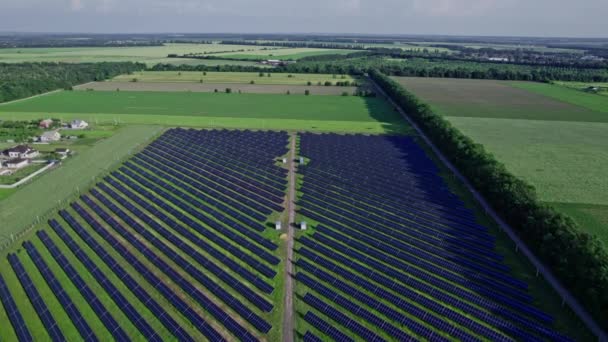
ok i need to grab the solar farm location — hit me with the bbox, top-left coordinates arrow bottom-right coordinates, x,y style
0,123 -> 586,341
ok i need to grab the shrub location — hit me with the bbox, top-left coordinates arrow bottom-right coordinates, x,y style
225,88 -> 232,93
305,90 -> 310,96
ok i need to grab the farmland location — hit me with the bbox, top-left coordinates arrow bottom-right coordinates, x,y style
0,43 -> 353,66
216,48 -> 358,60
0,91 -> 406,134
394,76 -> 608,245
113,71 -> 360,85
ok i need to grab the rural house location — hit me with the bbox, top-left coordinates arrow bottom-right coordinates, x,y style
39,119 -> 53,129
39,131 -> 61,142
3,145 -> 39,159
70,120 -> 89,129
6,158 -> 29,169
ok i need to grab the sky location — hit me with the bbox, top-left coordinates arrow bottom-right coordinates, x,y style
0,0 -> 606,37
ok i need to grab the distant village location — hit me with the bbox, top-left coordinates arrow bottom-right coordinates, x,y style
0,118 -> 88,179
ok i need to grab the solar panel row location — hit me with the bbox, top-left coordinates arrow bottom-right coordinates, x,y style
89,189 -> 273,313
102,178 -> 276,279
50,217 -> 193,342
0,274 -> 33,342
36,231 -> 134,341
295,133 -> 573,342
79,195 -> 270,336
303,311 -> 354,342
8,253 -> 65,342
62,206 -> 226,341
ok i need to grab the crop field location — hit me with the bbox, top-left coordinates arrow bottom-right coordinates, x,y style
113,71 -> 361,85
0,129 -> 289,341
76,81 -> 360,95
216,48 -> 358,60
394,76 -> 608,245
0,125 -> 162,245
0,90 -> 407,134
510,82 -> 608,112
554,81 -> 608,96
292,133 -> 582,341
0,43 -> 279,66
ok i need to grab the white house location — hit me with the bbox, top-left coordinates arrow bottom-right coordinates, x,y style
6,158 -> 29,169
3,145 -> 38,159
70,120 -> 89,129
39,131 -> 61,142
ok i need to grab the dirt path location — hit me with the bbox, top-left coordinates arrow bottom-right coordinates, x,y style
282,132 -> 297,342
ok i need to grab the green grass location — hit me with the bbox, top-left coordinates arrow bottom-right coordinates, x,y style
0,125 -> 162,245
510,81 -> 608,113
114,71 -> 360,85
0,91 -> 408,134
447,116 -> 608,244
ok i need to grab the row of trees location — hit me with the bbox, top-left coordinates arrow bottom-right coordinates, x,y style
0,62 -> 145,103
369,69 -> 608,331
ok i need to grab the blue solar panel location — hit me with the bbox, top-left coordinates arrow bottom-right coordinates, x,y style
0,273 -> 33,342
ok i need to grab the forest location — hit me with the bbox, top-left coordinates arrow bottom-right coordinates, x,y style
0,62 -> 145,103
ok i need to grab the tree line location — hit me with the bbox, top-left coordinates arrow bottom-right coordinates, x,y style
368,69 -> 608,332
0,62 -> 145,103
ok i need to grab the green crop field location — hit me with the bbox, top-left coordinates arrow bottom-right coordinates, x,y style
0,43 -> 277,66
554,81 -> 608,97
394,76 -> 608,245
114,71 -> 360,85
0,125 -> 161,244
0,91 -> 408,134
510,81 -> 608,112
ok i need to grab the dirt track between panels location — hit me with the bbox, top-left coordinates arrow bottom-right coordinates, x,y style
76,81 -> 359,95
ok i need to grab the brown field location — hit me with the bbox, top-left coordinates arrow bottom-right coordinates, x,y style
393,77 -> 605,122
75,81 -> 359,96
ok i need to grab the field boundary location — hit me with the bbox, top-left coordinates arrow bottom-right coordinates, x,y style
369,76 -> 608,341
283,132 -> 297,342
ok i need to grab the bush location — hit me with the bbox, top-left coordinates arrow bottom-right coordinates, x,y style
341,91 -> 349,96
305,90 -> 310,96
225,88 -> 232,93
369,68 -> 608,330
324,81 -> 332,86
250,80 -> 255,84
307,81 -> 312,86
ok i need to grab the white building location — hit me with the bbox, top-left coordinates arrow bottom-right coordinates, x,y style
70,120 -> 89,129
3,145 -> 38,159
39,131 -> 61,142
6,158 -> 29,169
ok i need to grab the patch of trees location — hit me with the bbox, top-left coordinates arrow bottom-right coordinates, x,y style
219,40 -> 368,50
0,62 -> 145,103
369,69 -> 608,332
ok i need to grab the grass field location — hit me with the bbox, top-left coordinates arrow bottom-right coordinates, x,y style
113,71 -> 360,85
0,91 -> 407,134
395,76 -> 608,245
510,81 -> 608,112
0,125 -> 161,245
0,43 -> 281,66
555,81 -> 608,97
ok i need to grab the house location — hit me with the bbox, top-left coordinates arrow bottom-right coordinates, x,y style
70,120 -> 89,129
39,119 -> 54,129
55,148 -> 70,156
39,131 -> 61,142
488,57 -> 510,62
3,145 -> 39,159
6,158 -> 29,169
